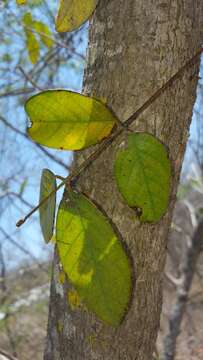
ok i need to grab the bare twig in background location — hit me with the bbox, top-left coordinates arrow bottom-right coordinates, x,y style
163,217 -> 203,360
0,87 -> 34,99
0,115 -> 69,171
16,66 -> 44,91
0,244 -> 6,294
0,227 -> 47,273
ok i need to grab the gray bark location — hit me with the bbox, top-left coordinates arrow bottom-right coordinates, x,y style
44,1 -> 203,359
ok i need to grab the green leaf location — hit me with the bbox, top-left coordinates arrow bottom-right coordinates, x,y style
56,0 -> 97,32
56,192 -> 132,326
33,21 -> 53,48
114,133 -> 171,222
39,169 -> 56,243
25,90 -> 117,150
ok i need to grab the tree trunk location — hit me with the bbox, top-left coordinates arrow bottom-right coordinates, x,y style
44,1 -> 203,359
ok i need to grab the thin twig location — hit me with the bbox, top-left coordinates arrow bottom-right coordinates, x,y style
0,191 -> 34,209
16,179 -> 65,227
16,66 -> 43,91
0,244 -> 7,293
0,227 -> 47,273
16,47 -> 203,228
0,87 -> 34,99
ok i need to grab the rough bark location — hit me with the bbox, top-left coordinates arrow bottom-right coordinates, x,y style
44,1 -> 203,359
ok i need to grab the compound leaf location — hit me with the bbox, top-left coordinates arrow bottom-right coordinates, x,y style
114,133 -> 171,222
56,191 -> 132,326
56,0 -> 97,32
25,90 -> 117,150
39,169 -> 56,243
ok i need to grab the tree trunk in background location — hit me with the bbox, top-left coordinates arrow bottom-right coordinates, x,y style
44,1 -> 203,359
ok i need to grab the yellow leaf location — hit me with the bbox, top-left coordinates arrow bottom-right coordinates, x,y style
25,30 -> 40,64
22,13 -> 53,63
25,90 -> 117,150
23,13 -> 40,64
56,192 -> 132,326
16,0 -> 27,4
23,12 -> 33,26
56,0 -> 97,32
33,21 -> 53,48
